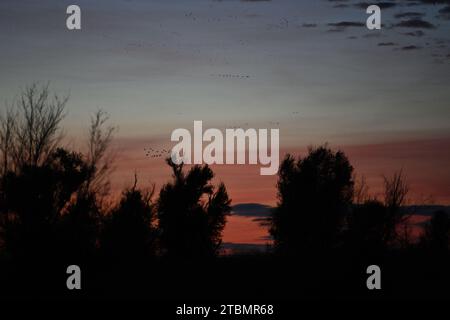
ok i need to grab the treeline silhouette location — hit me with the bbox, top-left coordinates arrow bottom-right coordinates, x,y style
0,84 -> 449,300
271,146 -> 449,255
0,85 -> 230,264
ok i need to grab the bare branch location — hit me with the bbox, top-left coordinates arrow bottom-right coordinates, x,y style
383,170 -> 409,210
353,174 -> 370,204
0,107 -> 17,175
85,110 -> 117,198
0,83 -> 67,172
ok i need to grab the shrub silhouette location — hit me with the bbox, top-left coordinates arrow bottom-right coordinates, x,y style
157,159 -> 231,259
271,145 -> 354,255
0,148 -> 91,259
345,200 -> 390,253
101,179 -> 157,261
57,191 -> 101,262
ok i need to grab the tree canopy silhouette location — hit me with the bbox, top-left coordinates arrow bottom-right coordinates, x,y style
157,159 -> 231,259
101,176 -> 157,261
345,171 -> 410,252
0,85 -> 114,261
0,148 -> 91,259
270,145 -> 354,255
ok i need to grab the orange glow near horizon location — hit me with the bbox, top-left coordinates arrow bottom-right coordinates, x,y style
109,136 -> 450,245
111,136 -> 450,205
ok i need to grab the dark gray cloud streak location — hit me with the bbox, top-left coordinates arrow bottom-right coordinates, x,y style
394,12 -> 425,19
402,30 -> 425,37
231,203 -> 272,218
395,18 -> 436,29
438,5 -> 450,19
401,45 -> 422,50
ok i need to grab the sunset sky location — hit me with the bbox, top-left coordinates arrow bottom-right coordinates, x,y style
1,0 -> 449,246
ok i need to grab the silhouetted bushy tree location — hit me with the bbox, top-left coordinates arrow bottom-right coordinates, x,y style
0,148 -> 91,259
101,179 -> 157,261
157,159 -> 231,259
57,191 -> 101,262
271,146 -> 354,255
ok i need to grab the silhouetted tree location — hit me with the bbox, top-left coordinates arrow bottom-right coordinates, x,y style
0,84 -> 68,247
0,85 -> 115,262
57,191 -> 101,262
345,200 -> 389,252
353,174 -> 370,205
101,176 -> 157,261
85,110 -> 116,200
0,148 -> 91,259
382,170 -> 410,246
0,108 -> 15,176
344,170 -> 411,251
421,210 -> 450,253
157,159 -> 231,259
0,83 -> 67,171
271,145 -> 354,255
55,110 -> 115,261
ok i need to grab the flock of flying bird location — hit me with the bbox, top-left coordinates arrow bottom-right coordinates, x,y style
115,3 -> 449,161
142,113 -> 302,161
144,147 -> 171,159
103,1 -> 450,70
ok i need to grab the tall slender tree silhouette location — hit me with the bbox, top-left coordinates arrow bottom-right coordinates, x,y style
157,159 -> 231,259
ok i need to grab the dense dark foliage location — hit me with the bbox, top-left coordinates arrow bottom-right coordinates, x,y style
271,146 -> 354,254
157,160 -> 231,259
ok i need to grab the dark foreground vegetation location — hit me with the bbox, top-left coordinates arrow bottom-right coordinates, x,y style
0,85 -> 449,300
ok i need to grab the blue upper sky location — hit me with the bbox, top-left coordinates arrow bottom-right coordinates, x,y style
0,0 -> 449,148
